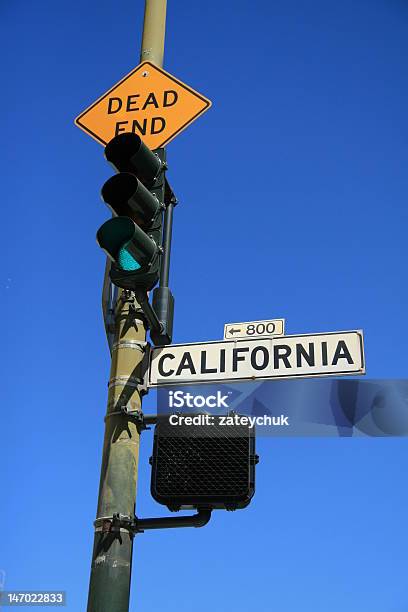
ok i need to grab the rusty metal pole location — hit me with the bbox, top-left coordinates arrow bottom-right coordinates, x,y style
87,292 -> 146,612
101,0 -> 167,353
87,3 -> 167,611
140,0 -> 167,67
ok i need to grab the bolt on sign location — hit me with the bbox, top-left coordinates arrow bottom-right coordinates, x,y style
74,61 -> 211,149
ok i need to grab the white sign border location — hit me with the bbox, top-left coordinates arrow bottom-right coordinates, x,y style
148,330 -> 365,387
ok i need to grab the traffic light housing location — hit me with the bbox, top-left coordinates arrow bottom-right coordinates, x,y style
150,415 -> 258,511
97,133 -> 165,291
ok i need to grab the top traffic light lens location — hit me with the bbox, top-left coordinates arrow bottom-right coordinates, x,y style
105,133 -> 162,187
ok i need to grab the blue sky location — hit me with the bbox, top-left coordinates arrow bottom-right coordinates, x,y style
2,0 -> 408,610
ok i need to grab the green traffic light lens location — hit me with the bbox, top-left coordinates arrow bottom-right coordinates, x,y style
97,216 -> 157,274
118,242 -> 141,271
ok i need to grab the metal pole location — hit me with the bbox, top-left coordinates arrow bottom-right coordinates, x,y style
140,0 -> 167,67
87,3 -> 167,610
159,201 -> 174,287
87,293 -> 146,612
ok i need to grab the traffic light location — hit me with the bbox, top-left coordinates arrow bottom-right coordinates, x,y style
97,133 -> 165,291
150,415 -> 259,511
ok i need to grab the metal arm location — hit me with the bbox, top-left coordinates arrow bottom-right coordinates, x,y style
95,508 -> 212,536
135,508 -> 212,532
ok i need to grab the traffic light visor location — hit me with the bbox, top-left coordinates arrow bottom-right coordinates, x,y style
101,173 -> 160,227
104,133 -> 162,186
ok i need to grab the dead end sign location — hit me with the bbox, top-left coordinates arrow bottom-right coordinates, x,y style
74,61 -> 212,149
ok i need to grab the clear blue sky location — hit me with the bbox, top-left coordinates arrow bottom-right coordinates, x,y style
2,0 -> 408,610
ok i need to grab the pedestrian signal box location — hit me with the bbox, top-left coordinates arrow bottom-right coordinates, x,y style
150,415 -> 259,512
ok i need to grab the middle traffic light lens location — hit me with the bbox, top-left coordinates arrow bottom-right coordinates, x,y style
118,242 -> 141,271
101,173 -> 160,227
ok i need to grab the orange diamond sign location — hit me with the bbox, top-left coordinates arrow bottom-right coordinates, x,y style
75,61 -> 211,149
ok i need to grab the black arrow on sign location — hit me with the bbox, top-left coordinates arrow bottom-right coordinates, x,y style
228,328 -> 241,335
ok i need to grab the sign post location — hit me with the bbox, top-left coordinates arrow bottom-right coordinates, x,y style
86,3 -> 170,612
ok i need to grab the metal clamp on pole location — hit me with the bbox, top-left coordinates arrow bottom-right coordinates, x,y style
104,407 -> 149,432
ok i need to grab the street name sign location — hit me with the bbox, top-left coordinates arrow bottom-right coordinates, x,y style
75,61 -> 211,149
224,319 -> 285,340
149,330 -> 365,386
